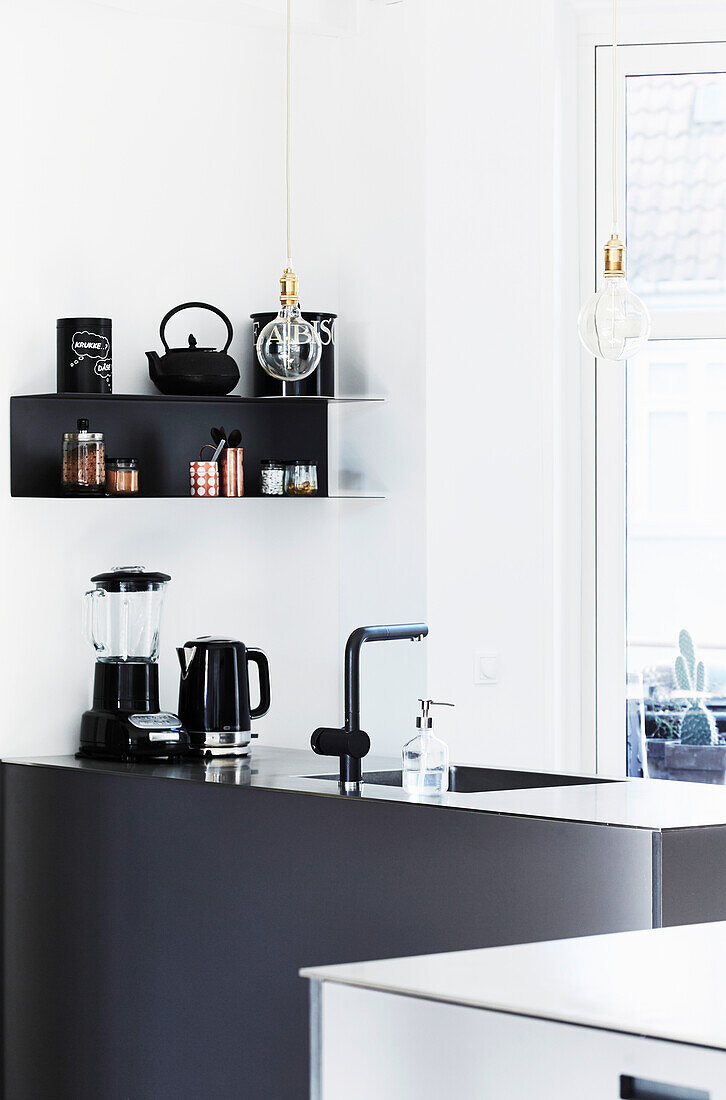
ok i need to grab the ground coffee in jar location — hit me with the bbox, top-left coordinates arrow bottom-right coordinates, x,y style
62,419 -> 105,495
106,458 -> 139,496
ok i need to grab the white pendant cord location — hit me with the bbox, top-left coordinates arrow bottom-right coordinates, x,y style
611,0 -> 619,236
285,0 -> 293,270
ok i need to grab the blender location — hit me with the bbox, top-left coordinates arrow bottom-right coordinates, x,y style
79,567 -> 189,760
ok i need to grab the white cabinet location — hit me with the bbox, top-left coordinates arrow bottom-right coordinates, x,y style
311,981 -> 726,1100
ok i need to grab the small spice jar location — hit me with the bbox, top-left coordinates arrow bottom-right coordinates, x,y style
284,460 -> 318,497
260,459 -> 285,496
106,458 -> 139,496
62,418 -> 105,495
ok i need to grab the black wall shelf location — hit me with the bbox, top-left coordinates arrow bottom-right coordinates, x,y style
10,393 -> 383,499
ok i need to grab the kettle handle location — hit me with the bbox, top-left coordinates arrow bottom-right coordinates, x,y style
246,648 -> 271,720
159,302 -> 234,354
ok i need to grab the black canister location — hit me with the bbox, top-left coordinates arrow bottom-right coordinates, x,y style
250,311 -> 336,397
57,317 -> 112,394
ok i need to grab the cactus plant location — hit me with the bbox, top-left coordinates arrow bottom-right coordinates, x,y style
680,704 -> 717,746
675,629 -> 718,746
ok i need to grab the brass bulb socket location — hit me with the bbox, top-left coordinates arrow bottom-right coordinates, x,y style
603,234 -> 626,277
280,268 -> 300,306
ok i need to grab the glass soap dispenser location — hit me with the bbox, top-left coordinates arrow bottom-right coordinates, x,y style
402,699 -> 454,796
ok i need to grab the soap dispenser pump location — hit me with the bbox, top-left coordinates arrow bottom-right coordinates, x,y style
402,699 -> 454,796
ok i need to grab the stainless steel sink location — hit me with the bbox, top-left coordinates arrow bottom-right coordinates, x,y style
304,765 -> 616,794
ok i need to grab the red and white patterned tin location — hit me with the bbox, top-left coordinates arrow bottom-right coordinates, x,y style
189,461 -> 219,497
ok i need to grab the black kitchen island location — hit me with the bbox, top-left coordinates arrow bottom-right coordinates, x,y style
4,747 -> 726,1099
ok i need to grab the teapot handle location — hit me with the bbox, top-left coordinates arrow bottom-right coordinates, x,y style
159,301 -> 234,353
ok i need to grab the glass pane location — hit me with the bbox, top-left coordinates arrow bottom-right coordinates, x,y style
626,73 -> 726,310
649,361 -> 687,398
626,339 -> 726,780
647,411 -> 688,512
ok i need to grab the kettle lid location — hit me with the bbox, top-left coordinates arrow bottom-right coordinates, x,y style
182,636 -> 243,648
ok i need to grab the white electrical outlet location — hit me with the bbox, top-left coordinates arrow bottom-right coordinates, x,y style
474,652 -> 498,685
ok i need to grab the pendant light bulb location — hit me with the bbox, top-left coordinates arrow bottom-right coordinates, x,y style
577,235 -> 651,361
577,0 -> 650,361
256,0 -> 322,385
256,267 -> 322,382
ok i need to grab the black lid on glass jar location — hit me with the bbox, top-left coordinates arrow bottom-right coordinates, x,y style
260,458 -> 285,467
90,566 -> 170,591
63,418 -> 104,442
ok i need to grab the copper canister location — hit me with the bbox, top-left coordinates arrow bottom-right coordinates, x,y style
222,448 -> 244,497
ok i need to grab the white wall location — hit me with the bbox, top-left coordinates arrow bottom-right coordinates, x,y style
0,0 -> 426,758
335,0 -> 428,751
424,0 -> 582,770
0,0 -> 593,771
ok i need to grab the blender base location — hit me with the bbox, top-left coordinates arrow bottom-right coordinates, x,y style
79,706 -> 190,761
79,660 -> 190,761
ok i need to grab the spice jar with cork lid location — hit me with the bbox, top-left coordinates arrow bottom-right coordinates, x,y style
61,418 -> 105,496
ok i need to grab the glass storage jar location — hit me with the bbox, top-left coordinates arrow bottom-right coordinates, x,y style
284,460 -> 318,497
62,418 -> 105,496
260,459 -> 285,496
106,458 -> 139,496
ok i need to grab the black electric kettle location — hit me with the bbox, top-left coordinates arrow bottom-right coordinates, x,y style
177,637 -> 270,756
147,302 -> 240,396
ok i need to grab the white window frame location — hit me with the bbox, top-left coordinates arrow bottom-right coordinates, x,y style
583,39 -> 726,776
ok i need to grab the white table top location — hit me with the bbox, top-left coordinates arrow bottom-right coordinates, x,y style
302,922 -> 726,1050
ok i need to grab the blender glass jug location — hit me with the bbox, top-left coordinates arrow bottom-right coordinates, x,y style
84,567 -> 171,663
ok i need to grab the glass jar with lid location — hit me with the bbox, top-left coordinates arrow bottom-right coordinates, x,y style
260,459 -> 285,496
284,460 -> 318,496
106,458 -> 139,496
62,418 -> 105,495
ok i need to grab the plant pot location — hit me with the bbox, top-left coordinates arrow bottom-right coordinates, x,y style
646,739 -> 726,784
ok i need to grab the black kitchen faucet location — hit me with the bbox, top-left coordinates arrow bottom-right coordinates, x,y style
311,623 -> 429,791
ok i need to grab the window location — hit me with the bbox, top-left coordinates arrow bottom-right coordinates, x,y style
590,43 -> 726,780
628,74 -> 726,312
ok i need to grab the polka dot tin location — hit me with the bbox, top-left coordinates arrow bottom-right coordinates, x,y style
189,461 -> 219,497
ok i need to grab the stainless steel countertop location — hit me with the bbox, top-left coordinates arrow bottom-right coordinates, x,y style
6,745 -> 726,830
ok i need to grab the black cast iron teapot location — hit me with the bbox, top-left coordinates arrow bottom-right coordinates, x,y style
147,301 -> 240,396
